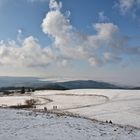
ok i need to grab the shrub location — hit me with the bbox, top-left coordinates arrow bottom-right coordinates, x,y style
24,99 -> 37,108
9,99 -> 37,109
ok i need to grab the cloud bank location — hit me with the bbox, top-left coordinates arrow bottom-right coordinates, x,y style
0,0 -> 139,69
0,36 -> 53,67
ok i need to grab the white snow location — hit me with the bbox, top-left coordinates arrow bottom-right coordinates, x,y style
0,108 -> 140,140
33,89 -> 140,128
0,96 -> 33,106
1,89 -> 140,139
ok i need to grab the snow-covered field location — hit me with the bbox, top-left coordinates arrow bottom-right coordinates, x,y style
0,96 -> 33,107
32,89 -> 140,128
0,89 -> 140,139
0,108 -> 140,140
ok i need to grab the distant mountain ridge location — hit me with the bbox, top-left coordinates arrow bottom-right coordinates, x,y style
0,76 -> 48,88
0,76 -> 139,90
56,80 -> 120,89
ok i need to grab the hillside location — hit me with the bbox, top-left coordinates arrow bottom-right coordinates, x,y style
57,80 -> 120,89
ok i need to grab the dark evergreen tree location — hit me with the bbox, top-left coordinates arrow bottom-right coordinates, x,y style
21,87 -> 25,94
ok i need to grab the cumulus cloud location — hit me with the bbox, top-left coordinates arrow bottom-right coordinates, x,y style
0,36 -> 53,67
0,0 -> 139,69
41,0 -> 131,66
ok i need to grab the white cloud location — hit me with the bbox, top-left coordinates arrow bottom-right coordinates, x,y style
104,52 -> 122,63
0,0 -> 139,69
98,12 -> 109,22
41,0 -> 126,66
88,57 -> 103,66
119,0 -> 134,12
93,23 -> 118,42
116,0 -> 140,15
17,29 -> 23,42
0,36 -> 53,67
49,0 -> 62,10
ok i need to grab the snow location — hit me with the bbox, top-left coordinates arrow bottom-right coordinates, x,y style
0,96 -> 33,106
33,89 -> 140,128
0,108 -> 140,140
36,94 -> 107,110
1,89 -> 140,139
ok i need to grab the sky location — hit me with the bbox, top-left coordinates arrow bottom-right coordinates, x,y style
0,0 -> 140,86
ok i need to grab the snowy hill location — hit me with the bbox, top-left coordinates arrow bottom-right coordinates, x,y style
0,109 -> 140,140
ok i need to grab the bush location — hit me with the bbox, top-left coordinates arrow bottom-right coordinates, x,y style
25,99 -> 37,107
9,99 -> 37,109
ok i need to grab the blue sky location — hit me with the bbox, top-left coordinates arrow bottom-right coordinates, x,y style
0,0 -> 140,86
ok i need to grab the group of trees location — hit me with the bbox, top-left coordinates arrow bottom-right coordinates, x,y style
0,87 -> 35,96
20,87 -> 35,94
